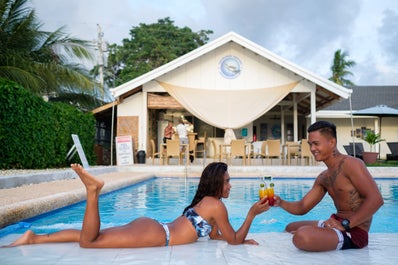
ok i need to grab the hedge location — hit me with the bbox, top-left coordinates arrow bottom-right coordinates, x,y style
0,78 -> 96,169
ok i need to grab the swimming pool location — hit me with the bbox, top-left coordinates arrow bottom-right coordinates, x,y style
2,177 -> 397,236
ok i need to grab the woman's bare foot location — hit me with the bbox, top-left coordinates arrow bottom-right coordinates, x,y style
71,164 -> 104,194
7,230 -> 35,247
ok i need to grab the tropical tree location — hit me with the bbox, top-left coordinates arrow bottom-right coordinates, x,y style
329,49 -> 356,86
0,0 -> 99,102
98,17 -> 213,87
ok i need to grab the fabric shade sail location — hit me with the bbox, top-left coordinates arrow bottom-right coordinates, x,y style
157,80 -> 299,129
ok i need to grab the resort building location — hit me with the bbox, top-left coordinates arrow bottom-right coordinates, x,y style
92,32 -> 397,164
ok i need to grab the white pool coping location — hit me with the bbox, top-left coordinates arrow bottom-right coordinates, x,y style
1,164 -> 397,265
1,233 -> 397,265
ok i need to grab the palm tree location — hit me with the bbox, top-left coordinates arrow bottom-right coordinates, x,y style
0,0 -> 99,100
329,49 -> 356,86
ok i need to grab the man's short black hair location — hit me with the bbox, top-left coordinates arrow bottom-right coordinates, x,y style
307,121 -> 337,139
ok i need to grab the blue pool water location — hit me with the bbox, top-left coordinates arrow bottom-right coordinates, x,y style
2,178 -> 398,236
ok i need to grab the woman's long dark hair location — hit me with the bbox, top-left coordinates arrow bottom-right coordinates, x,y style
182,162 -> 228,214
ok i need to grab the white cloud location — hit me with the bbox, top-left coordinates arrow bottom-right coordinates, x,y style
30,0 -> 398,85
378,9 -> 398,62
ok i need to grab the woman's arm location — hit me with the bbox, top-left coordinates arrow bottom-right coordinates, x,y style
210,197 -> 269,245
208,224 -> 223,240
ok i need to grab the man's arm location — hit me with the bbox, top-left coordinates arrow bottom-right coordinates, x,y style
276,177 -> 326,215
342,158 -> 384,229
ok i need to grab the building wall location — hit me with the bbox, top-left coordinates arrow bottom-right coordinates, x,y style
158,42 -> 303,92
116,93 -> 143,156
118,92 -> 143,116
322,117 -> 398,159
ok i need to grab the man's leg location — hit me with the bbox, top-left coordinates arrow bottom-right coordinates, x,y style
285,220 -> 319,233
289,224 -> 341,251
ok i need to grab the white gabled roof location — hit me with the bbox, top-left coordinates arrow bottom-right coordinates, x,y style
111,31 -> 352,99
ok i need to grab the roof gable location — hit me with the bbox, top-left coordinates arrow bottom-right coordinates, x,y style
110,31 -> 351,100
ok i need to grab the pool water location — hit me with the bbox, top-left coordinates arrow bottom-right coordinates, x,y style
3,178 -> 398,235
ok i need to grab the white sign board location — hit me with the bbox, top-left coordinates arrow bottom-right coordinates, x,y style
116,136 -> 134,165
71,134 -> 90,168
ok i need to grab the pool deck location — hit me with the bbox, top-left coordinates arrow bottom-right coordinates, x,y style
1,163 -> 397,265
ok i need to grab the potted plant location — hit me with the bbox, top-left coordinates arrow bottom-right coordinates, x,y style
362,130 -> 385,164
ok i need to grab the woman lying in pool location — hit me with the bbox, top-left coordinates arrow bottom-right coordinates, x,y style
8,162 -> 269,248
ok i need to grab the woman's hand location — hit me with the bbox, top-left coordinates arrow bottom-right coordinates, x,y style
244,239 -> 259,245
250,197 -> 270,216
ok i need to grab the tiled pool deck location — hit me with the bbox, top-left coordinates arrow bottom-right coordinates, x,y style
0,163 -> 397,265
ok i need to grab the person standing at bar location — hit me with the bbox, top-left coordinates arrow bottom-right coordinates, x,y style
163,120 -> 175,144
176,118 -> 188,148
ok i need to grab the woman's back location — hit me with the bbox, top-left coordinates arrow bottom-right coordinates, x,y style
169,196 -> 222,245
167,215 -> 199,245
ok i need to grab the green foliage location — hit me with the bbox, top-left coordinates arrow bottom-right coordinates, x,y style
0,0 -> 97,98
103,17 -> 213,86
328,49 -> 356,86
363,130 -> 385,152
0,78 -> 96,169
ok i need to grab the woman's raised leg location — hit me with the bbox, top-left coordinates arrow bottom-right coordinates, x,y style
7,164 -> 169,248
6,163 -> 100,248
70,164 -> 104,247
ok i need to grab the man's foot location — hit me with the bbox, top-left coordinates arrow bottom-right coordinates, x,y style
6,230 -> 35,247
71,164 -> 104,194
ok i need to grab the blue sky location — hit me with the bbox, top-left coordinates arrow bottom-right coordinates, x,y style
31,0 -> 398,86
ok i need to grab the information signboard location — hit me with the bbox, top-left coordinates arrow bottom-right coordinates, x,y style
116,136 -> 134,165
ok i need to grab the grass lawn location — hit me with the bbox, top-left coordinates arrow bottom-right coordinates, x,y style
366,160 -> 398,167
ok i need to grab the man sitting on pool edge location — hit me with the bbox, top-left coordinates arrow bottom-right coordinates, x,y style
273,120 -> 384,252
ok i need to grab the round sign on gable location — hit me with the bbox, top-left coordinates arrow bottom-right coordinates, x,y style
219,55 -> 242,79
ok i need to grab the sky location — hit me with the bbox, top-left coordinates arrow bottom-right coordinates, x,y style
30,0 -> 398,86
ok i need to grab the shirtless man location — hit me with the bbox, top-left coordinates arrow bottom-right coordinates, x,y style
274,121 -> 384,251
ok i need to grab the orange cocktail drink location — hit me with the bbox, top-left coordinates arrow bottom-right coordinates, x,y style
267,183 -> 275,206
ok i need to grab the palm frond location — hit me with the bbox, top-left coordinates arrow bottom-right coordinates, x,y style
0,0 -> 97,100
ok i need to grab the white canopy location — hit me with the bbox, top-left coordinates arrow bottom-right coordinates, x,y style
157,80 -> 299,129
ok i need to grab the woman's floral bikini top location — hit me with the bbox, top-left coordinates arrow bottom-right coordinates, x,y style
183,207 -> 212,237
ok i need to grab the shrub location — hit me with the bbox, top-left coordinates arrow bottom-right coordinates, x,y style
0,79 -> 96,169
